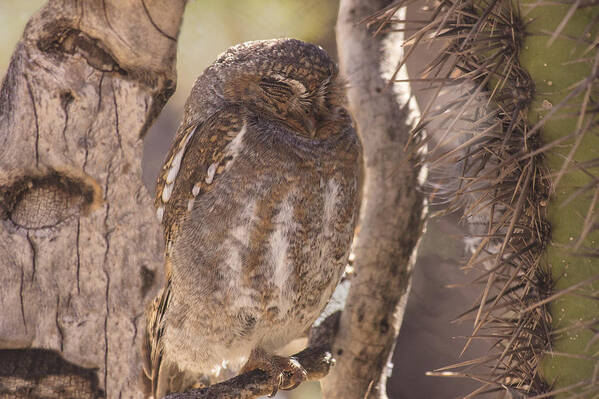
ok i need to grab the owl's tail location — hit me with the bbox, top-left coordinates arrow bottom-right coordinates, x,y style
141,281 -> 171,398
142,279 -> 212,398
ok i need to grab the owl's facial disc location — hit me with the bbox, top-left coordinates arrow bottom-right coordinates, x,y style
255,73 -> 349,139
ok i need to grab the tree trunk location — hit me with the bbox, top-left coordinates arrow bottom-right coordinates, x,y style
0,1 -> 185,397
323,1 -> 427,398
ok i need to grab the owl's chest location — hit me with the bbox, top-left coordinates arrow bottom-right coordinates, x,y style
219,170 -> 343,293
216,173 -> 349,343
183,153 -> 348,315
170,125 -> 359,353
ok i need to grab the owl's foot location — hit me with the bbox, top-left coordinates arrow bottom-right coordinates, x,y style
241,347 -> 307,397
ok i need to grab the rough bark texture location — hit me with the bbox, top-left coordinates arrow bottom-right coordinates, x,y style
0,0 -> 185,397
323,1 -> 426,398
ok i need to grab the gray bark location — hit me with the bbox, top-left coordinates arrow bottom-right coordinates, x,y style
0,1 -> 185,397
323,1 -> 427,398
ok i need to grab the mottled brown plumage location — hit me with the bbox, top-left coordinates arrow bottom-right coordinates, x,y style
143,39 -> 361,398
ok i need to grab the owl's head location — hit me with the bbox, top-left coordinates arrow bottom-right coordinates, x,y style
186,39 -> 351,139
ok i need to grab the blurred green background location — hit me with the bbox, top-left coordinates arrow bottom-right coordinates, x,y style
0,2 -> 486,398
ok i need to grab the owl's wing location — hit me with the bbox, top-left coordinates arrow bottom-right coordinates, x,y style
144,106 -> 245,398
154,106 -> 245,255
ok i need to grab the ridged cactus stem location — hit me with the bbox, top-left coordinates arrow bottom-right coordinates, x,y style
517,2 -> 599,395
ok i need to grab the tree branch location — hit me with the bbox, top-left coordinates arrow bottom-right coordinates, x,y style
323,1 -> 427,398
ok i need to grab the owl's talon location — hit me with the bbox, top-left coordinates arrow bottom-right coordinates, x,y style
267,385 -> 279,398
279,357 -> 307,391
281,380 -> 302,391
241,348 -> 307,394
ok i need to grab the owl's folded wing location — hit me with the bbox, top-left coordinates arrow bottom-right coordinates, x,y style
154,106 -> 246,256
146,106 -> 247,398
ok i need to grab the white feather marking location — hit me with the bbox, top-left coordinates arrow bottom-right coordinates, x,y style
323,180 -> 339,238
192,183 -> 201,197
270,197 -> 295,291
226,249 -> 242,274
165,126 -> 199,185
225,199 -> 256,277
226,123 -> 247,159
230,290 -> 255,308
270,229 -> 290,290
161,182 -> 173,203
156,206 -> 164,222
230,224 -> 250,246
187,198 -> 195,212
226,226 -> 245,275
225,199 -> 259,310
205,163 -> 217,184
165,151 -> 183,184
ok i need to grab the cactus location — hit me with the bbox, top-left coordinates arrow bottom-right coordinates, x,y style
371,0 -> 599,396
524,4 -> 599,395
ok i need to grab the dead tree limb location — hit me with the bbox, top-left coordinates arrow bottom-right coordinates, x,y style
322,1 -> 427,398
0,1 -> 185,397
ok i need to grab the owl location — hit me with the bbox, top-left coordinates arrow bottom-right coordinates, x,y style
142,38 -> 361,399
